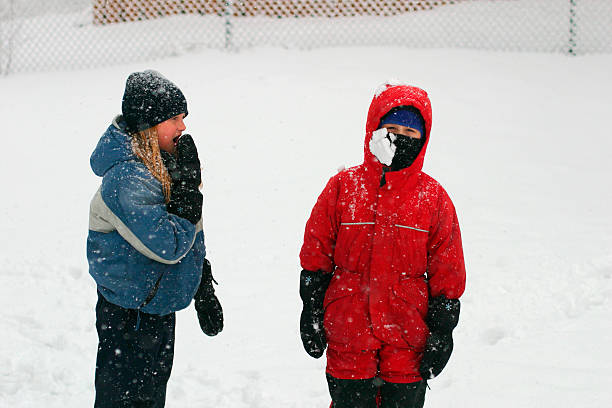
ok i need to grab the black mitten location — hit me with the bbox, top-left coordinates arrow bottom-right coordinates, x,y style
299,269 -> 333,358
161,135 -> 202,224
419,295 -> 460,380
194,259 -> 224,336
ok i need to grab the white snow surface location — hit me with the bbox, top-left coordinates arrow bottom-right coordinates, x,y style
1,47 -> 611,407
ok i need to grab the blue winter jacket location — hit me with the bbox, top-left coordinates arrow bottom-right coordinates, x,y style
87,116 -> 205,315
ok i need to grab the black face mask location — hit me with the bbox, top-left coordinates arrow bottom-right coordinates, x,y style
389,134 -> 425,171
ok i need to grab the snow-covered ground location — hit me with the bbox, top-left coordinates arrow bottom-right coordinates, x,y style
1,47 -> 611,407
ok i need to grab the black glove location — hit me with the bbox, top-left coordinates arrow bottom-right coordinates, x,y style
161,135 -> 202,224
194,258 -> 223,336
419,295 -> 461,380
299,269 -> 333,358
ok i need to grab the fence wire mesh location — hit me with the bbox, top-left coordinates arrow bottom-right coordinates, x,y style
1,0 -> 611,74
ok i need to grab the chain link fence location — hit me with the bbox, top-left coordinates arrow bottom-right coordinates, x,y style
1,0 -> 611,74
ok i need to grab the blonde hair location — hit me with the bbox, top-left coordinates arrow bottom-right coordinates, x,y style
131,126 -> 172,203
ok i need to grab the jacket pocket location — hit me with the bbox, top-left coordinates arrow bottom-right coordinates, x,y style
389,277 -> 429,350
334,222 -> 374,272
323,269 -> 361,309
393,223 -> 429,276
323,269 -> 364,346
391,278 -> 428,317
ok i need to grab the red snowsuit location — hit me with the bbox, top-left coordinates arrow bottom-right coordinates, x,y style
300,84 -> 466,383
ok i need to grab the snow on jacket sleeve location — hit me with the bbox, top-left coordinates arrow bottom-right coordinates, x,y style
426,187 -> 466,299
300,176 -> 340,273
93,166 -> 198,264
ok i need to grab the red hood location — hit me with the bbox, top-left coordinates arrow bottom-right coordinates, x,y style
364,84 -> 433,174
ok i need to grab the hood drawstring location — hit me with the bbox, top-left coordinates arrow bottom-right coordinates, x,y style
135,309 -> 141,331
134,273 -> 164,332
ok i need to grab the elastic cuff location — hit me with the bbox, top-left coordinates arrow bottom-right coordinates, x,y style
378,373 -> 423,384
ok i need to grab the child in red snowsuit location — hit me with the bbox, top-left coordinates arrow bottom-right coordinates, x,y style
299,83 -> 466,408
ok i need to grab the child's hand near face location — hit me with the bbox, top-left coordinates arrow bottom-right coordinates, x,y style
164,135 -> 203,224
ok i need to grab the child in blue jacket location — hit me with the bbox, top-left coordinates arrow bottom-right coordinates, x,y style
87,70 -> 223,407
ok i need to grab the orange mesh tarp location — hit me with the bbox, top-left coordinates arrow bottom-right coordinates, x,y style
93,0 -> 457,24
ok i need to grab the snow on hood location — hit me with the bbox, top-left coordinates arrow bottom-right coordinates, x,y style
364,83 -> 433,173
373,79 -> 411,97
90,115 -> 136,177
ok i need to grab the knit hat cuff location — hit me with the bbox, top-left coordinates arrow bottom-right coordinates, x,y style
379,106 -> 425,136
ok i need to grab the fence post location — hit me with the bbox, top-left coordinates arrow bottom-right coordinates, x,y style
224,0 -> 233,50
0,0 -> 17,75
568,0 -> 577,55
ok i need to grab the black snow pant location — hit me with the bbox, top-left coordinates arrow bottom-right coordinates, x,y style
94,292 -> 176,408
327,374 -> 426,408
